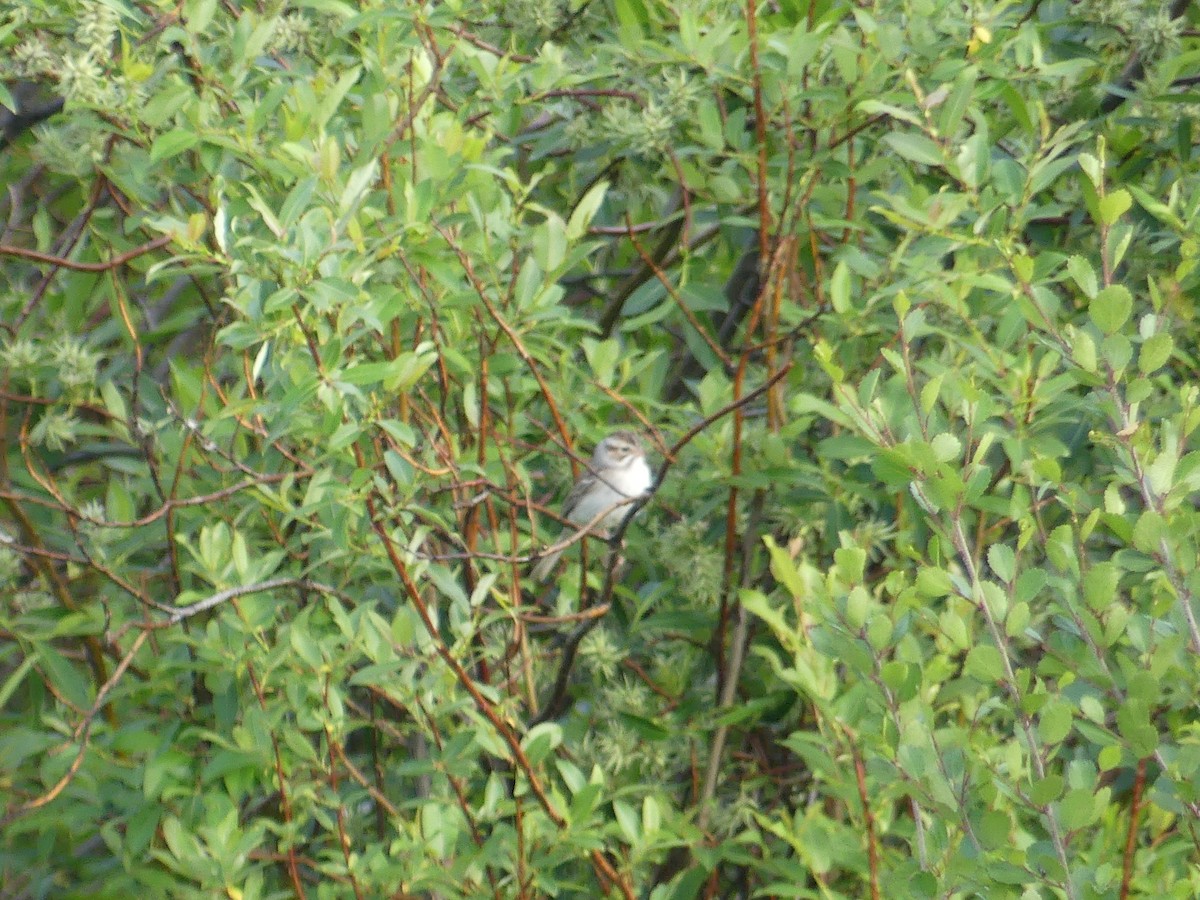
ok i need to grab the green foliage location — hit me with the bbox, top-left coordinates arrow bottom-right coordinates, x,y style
2,0 -> 1200,897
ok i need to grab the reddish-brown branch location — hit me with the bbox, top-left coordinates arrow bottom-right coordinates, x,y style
248,663 -> 307,898
1,629 -> 150,828
446,24 -> 534,63
1120,757 -> 1148,899
14,175 -> 111,331
849,735 -> 882,900
435,224 -> 573,454
324,678 -> 366,900
530,88 -> 644,105
0,233 -> 172,272
385,31 -> 446,150
746,0 -> 771,262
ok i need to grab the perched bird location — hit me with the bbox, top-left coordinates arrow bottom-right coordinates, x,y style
531,431 -> 653,581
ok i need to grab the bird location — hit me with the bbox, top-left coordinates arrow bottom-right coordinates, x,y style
531,430 -> 653,581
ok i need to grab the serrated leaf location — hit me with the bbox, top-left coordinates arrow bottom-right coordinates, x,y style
1072,329 -> 1097,372
966,644 -> 1005,682
1083,562 -> 1119,611
1058,787 -> 1100,830
1077,152 -> 1102,187
1089,285 -> 1132,334
1005,601 -> 1030,637
1138,332 -> 1173,374
931,432 -> 961,462
1038,700 -> 1073,744
1030,774 -> 1064,805
987,544 -> 1015,583
1066,255 -> 1097,299
1131,510 -> 1164,554
834,547 -> 866,585
1116,701 -> 1158,756
1097,189 -> 1132,226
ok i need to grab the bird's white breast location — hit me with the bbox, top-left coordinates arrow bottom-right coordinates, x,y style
572,456 -> 652,530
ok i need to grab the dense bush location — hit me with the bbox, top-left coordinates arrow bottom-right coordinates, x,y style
2,0 -> 1199,897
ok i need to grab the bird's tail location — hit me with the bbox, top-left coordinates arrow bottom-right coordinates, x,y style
530,544 -> 563,581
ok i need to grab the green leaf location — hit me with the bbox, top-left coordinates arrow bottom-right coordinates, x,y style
1080,695 -> 1106,724
1077,152 -> 1102,187
1131,511 -> 1164,555
741,589 -> 794,647
582,337 -> 620,387
834,547 -> 866,584
0,652 -> 39,709
1097,189 -> 1132,226
1071,329 -> 1097,372
316,66 -> 362,131
1083,562 -> 1119,611
763,537 -> 806,601
1066,255 -> 1097,299
34,641 -> 92,710
1107,221 -> 1134,270
930,432 -> 961,462
613,799 -> 640,844
520,723 -> 562,764
107,479 -> 136,523
1089,285 -> 1132,334
289,620 -> 326,669
618,712 -> 672,739
974,810 -> 1010,850
1127,183 -> 1185,229
1058,787 -> 1101,830
1005,602 -> 1030,637
829,260 -> 851,313
384,450 -> 412,486
1014,567 -> 1047,604
642,795 -> 662,836
1138,332 -> 1173,374
1030,774 -> 1064,805
150,129 -> 200,163
883,132 -> 944,166
669,867 -> 711,900
1038,700 -> 1073,744
858,100 -> 922,127
1116,701 -> 1158,756
533,213 -> 567,271
966,645 -> 1005,682
987,544 -> 1015,584
1101,333 -> 1132,371
99,381 -> 128,427
338,161 -> 379,217
696,100 -> 724,149
567,180 -> 609,240
916,567 -> 953,598
785,22 -> 824,77
184,0 -> 217,33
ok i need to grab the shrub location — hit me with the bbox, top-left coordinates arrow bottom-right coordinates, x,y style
2,1 -> 1198,897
